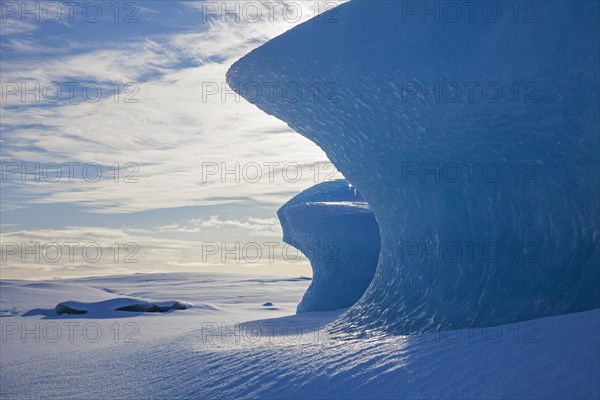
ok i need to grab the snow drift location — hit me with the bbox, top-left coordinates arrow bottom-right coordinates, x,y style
2,274 -> 599,399
278,180 -> 380,313
228,1 -> 600,335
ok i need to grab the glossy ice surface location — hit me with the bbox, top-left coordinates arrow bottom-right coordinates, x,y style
278,180 -> 380,313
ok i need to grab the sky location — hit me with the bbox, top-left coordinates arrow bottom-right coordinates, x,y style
0,0 -> 346,279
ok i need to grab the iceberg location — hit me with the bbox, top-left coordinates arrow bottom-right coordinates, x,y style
278,180 -> 380,313
228,1 -> 600,335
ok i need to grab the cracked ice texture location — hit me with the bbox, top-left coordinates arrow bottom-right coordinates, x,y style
278,180 -> 380,313
227,1 -> 600,335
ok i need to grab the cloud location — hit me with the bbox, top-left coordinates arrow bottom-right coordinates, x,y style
0,13 -> 39,35
157,216 -> 281,236
0,224 -> 310,280
1,1 -> 346,214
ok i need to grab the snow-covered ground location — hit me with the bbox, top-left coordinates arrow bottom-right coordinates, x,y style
1,272 -> 598,399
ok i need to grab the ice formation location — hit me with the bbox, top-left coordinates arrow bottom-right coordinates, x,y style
278,180 -> 380,313
228,1 -> 600,335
